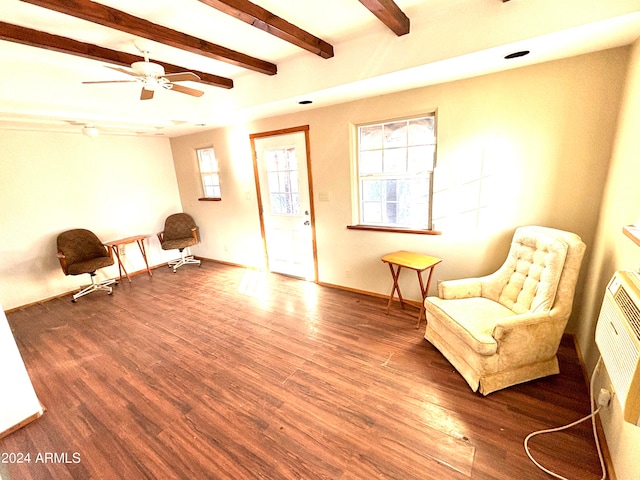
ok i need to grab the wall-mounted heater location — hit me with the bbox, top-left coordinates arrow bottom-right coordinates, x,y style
595,271 -> 640,426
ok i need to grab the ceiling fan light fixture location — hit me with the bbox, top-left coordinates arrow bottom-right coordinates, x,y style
131,61 -> 165,77
145,78 -> 160,91
82,125 -> 99,137
83,42 -> 205,101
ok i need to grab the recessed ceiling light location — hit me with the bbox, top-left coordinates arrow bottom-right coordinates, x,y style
504,50 -> 530,60
299,100 -> 313,105
82,125 -> 99,137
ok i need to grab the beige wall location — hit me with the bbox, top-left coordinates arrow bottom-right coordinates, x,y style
170,47 -> 628,330
0,130 -> 183,310
580,38 -> 640,480
171,46 -> 638,475
0,39 -> 636,479
170,127 -> 265,268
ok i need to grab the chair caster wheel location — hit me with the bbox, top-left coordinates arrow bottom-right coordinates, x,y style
71,299 -> 77,303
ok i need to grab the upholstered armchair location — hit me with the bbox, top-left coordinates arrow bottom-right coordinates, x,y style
157,213 -> 201,272
424,226 -> 586,395
57,228 -> 116,302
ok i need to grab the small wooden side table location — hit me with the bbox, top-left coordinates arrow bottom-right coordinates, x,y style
104,234 -> 152,282
381,250 -> 441,328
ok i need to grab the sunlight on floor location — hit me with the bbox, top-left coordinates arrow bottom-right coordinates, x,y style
417,398 -> 475,475
237,268 -> 269,298
237,268 -> 321,334
301,281 -> 320,334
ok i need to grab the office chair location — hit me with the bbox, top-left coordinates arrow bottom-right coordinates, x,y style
157,213 -> 201,272
57,229 -> 116,302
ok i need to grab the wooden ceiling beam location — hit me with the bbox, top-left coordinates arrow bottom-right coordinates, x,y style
19,0 -> 277,75
0,22 -> 234,89
197,0 -> 333,59
358,0 -> 410,36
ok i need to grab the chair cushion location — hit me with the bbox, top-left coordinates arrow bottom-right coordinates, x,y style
491,229 -> 568,314
425,297 -> 516,355
67,256 -> 114,276
161,237 -> 198,251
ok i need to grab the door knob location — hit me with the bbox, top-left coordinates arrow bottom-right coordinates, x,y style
304,220 -> 311,226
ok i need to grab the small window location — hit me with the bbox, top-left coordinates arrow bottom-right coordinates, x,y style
197,147 -> 221,200
354,114 -> 436,230
265,146 -> 300,215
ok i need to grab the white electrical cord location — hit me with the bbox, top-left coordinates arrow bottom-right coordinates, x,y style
524,356 -> 607,480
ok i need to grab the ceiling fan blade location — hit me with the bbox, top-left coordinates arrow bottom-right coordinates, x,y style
161,72 -> 201,82
106,66 -> 138,77
169,84 -> 204,97
82,80 -> 137,84
140,88 -> 154,100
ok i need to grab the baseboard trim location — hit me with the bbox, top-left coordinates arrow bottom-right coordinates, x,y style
5,265 -> 165,314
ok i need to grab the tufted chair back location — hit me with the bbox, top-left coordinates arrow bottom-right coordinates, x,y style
480,226 -> 582,315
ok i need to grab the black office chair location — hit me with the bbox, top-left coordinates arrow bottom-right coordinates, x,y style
57,229 -> 116,302
157,213 -> 201,272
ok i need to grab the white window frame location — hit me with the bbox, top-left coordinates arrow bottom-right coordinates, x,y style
352,112 -> 437,231
197,147 -> 221,200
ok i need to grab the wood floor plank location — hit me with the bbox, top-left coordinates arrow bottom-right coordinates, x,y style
1,261 -> 606,479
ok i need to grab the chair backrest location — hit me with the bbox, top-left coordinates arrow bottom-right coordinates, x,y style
163,213 -> 197,242
57,229 -> 110,268
483,226 -> 586,315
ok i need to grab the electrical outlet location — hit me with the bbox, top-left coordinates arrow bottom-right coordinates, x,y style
597,388 -> 612,408
118,245 -> 126,256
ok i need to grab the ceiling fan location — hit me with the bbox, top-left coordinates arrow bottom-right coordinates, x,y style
83,48 -> 204,100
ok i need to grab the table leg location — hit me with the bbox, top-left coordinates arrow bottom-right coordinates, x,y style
112,245 -> 131,283
416,266 -> 438,329
386,264 -> 405,314
136,238 -> 152,277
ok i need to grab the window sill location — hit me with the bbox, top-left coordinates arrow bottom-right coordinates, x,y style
198,197 -> 222,202
347,225 -> 441,235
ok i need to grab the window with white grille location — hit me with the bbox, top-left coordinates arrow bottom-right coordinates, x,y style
355,114 -> 436,230
197,147 -> 221,199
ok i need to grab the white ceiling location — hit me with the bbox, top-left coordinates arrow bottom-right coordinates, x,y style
1,0 -> 640,137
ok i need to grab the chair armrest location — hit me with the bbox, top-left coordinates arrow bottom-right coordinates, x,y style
191,227 -> 199,243
492,313 -> 568,366
57,251 -> 69,275
157,231 -> 164,243
492,311 -> 565,365
493,312 -> 555,340
439,277 -> 482,299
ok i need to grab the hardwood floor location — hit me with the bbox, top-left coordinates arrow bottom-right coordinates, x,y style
1,261 -> 605,479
